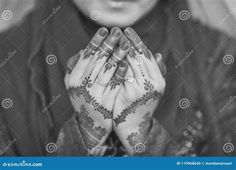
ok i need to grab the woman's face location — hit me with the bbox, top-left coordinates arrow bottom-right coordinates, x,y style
73,0 -> 159,27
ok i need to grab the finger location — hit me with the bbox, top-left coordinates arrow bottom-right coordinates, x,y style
127,47 -> 149,85
96,27 -> 122,60
123,64 -> 137,89
155,53 -> 167,78
83,27 -> 109,60
65,50 -> 82,74
71,27 -> 108,82
96,42 -> 130,91
119,33 -> 130,46
144,52 -> 165,81
103,59 -> 129,102
108,59 -> 128,91
124,27 -> 152,60
88,27 -> 122,83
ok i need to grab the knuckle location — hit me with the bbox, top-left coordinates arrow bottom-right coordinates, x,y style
67,50 -> 81,69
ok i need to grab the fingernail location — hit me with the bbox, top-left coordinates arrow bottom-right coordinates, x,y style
124,27 -> 134,37
121,42 -> 130,51
98,27 -> 108,37
111,27 -> 121,37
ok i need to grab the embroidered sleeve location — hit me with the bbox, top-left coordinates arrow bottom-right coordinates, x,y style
56,115 -> 89,156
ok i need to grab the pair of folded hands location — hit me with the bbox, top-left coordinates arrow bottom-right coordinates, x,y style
65,27 -> 166,155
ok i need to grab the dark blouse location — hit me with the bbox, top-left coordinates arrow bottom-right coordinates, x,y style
0,0 -> 235,156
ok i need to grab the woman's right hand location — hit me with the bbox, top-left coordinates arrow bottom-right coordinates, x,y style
64,27 -> 130,155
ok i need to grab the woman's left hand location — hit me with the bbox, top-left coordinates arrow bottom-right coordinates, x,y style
113,27 -> 166,155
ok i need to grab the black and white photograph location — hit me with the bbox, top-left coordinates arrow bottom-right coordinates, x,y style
0,0 -> 236,158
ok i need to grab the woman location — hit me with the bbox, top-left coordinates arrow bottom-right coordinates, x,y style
0,0 -> 235,156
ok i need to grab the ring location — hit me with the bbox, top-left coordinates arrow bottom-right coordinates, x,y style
125,76 -> 134,84
89,42 -> 100,50
112,53 -> 122,62
83,42 -> 99,59
106,53 -> 121,67
114,74 -> 125,82
97,42 -> 113,59
106,57 -> 117,68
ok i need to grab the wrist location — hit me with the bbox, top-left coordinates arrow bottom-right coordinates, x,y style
113,117 -> 153,155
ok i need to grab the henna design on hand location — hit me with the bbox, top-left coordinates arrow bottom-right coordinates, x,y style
109,75 -> 124,90
69,76 -> 112,119
143,79 -> 155,91
137,47 -> 152,61
129,45 -> 152,61
75,105 -> 107,151
77,105 -> 107,140
83,42 -> 98,60
104,58 -> 117,73
113,79 -> 161,126
97,43 -> 112,60
126,112 -> 152,150
129,46 -> 136,58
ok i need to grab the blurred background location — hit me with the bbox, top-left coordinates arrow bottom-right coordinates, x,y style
0,0 -> 236,37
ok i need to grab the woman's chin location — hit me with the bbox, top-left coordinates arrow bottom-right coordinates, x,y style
92,16 -> 139,28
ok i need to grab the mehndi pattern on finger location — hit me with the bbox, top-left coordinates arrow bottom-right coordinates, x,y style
83,42 -> 99,60
138,65 -> 145,77
128,46 -> 136,58
97,42 -> 113,60
69,76 -> 112,119
138,46 -> 152,61
109,74 -> 125,90
113,79 -> 162,126
104,57 -> 118,73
